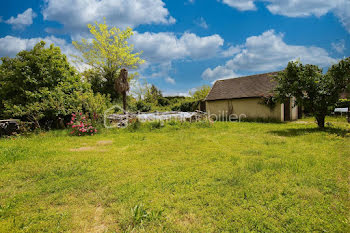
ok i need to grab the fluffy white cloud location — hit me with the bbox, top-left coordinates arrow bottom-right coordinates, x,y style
202,30 -> 337,80
221,0 -> 350,33
332,39 -> 346,54
131,31 -> 224,83
221,45 -> 241,57
42,0 -> 175,35
0,35 -> 77,62
222,0 -> 256,11
131,31 -> 224,63
202,65 -> 238,80
4,8 -> 37,29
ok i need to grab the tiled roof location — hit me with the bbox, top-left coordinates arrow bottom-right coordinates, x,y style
205,72 -> 279,101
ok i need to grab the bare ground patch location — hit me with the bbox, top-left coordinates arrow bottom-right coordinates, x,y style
70,140 -> 113,152
70,146 -> 96,152
97,140 -> 113,145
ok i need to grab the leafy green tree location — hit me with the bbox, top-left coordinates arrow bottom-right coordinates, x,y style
73,21 -> 145,100
0,41 -> 110,128
190,85 -> 211,100
130,78 -> 150,101
275,58 -> 350,128
145,84 -> 163,103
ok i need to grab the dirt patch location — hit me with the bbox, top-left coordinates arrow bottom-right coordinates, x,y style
70,140 -> 113,152
97,140 -> 113,145
92,206 -> 107,233
294,121 -> 312,124
70,146 -> 96,152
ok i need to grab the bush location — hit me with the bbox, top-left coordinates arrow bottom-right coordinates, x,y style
157,97 -> 170,106
335,99 -> 350,108
127,118 -> 141,131
171,100 -> 199,112
135,101 -> 152,112
0,41 -> 111,129
68,112 -> 98,136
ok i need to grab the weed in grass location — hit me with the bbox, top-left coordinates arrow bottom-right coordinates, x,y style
122,204 -> 163,230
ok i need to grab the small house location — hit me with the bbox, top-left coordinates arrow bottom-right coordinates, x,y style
205,72 -> 299,121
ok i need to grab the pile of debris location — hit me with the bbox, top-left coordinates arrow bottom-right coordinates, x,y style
0,119 -> 20,136
107,111 -> 208,128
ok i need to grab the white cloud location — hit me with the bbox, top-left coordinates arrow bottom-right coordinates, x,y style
202,30 -> 337,80
165,77 -> 176,84
131,31 -> 224,84
131,31 -> 224,63
221,0 -> 350,33
195,17 -> 209,29
162,90 -> 191,97
42,0 -> 175,35
221,45 -> 241,57
0,35 -> 78,64
222,0 -> 256,11
202,65 -> 238,80
4,8 -> 37,29
332,39 -> 346,54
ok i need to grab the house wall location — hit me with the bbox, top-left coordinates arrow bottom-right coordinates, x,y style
291,98 -> 298,120
283,97 -> 298,121
206,98 -> 283,121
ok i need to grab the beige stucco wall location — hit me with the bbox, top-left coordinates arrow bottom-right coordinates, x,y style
291,98 -> 298,121
206,98 -> 283,121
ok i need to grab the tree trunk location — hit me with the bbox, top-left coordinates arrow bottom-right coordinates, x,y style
122,92 -> 127,114
315,114 -> 325,128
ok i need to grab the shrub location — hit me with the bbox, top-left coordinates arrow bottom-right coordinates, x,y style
0,41 -> 111,129
127,118 -> 141,131
68,112 -> 98,136
135,100 -> 152,112
171,100 -> 199,112
157,97 -> 170,106
335,99 -> 350,108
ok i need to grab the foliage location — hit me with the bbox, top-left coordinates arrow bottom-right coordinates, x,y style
190,85 -> 211,100
68,112 -> 98,136
144,84 -> 163,104
335,99 -> 350,108
259,95 -> 277,110
0,41 -> 106,128
171,100 -> 200,112
275,58 -> 350,128
130,78 -> 150,101
134,100 -> 152,112
157,97 -> 170,106
0,119 -> 349,232
128,204 -> 162,229
73,21 -> 144,100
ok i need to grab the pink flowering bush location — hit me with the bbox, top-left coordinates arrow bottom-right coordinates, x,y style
68,112 -> 98,136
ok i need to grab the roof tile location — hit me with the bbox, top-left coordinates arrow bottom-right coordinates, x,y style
205,72 -> 279,101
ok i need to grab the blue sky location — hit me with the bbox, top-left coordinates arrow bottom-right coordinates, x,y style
0,0 -> 349,96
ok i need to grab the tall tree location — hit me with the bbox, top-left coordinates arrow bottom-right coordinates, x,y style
275,58 -> 350,128
114,68 -> 129,112
145,84 -> 162,103
73,21 -> 145,100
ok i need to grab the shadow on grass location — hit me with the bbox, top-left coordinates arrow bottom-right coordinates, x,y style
269,127 -> 350,137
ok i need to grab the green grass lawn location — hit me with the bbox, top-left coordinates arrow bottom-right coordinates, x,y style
0,118 -> 349,232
